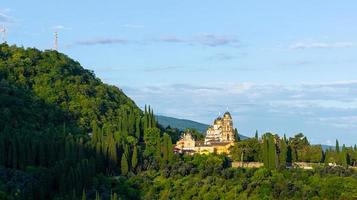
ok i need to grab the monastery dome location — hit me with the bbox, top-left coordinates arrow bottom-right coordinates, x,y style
223,111 -> 232,118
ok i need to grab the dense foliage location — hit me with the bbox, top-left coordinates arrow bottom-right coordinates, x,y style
130,155 -> 357,200
0,44 -> 173,199
230,132 -> 357,169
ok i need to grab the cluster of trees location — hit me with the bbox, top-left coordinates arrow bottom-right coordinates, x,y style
325,140 -> 357,167
130,154 -> 357,199
231,132 -> 357,169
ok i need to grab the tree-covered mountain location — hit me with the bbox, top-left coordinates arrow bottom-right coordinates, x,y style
156,115 -> 209,133
0,43 -> 141,133
0,44 -> 167,199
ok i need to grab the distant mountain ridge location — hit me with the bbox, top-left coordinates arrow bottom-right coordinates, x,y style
156,115 -> 209,133
156,115 -> 248,139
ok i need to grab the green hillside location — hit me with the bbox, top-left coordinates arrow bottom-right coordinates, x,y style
0,44 -> 157,199
0,43 -> 141,133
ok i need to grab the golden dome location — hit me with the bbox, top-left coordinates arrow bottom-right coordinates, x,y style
223,111 -> 232,118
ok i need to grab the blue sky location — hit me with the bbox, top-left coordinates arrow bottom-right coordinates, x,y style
1,1 -> 357,145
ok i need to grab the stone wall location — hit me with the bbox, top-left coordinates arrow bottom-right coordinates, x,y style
231,162 -> 264,168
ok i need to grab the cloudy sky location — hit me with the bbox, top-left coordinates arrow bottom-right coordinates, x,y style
2,1 -> 357,145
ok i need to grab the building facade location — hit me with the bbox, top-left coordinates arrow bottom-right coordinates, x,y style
175,111 -> 235,155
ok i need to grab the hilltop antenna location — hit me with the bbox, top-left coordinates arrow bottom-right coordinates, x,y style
1,25 -> 6,43
53,31 -> 58,50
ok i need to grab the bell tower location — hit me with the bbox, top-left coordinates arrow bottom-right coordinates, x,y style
222,111 -> 234,142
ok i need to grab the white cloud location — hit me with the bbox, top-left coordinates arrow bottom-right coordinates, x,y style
316,116 -> 357,129
70,37 -> 129,46
155,33 -> 241,47
289,42 -> 356,50
123,80 -> 357,133
52,25 -> 71,30
0,12 -> 14,23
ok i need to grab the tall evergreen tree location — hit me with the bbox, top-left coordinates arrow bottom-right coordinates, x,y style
135,117 -> 141,139
255,130 -> 258,140
131,145 -> 138,170
268,135 -> 277,170
235,128 -> 240,142
95,191 -> 101,200
336,139 -> 340,153
81,189 -> 86,200
121,153 -> 129,175
262,133 -> 278,170
161,133 -> 173,166
341,145 -> 348,167
279,139 -> 287,169
111,192 -> 118,200
262,135 -> 270,168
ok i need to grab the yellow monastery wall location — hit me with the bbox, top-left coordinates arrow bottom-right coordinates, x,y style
194,142 -> 234,155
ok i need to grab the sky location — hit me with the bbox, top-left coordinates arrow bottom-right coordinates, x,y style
1,1 -> 357,145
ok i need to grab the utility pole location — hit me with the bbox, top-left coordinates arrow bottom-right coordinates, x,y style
1,25 -> 6,43
53,31 -> 58,50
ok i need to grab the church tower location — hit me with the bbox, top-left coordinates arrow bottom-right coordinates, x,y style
222,111 -> 234,142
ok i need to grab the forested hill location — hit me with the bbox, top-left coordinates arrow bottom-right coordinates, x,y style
0,43 -> 141,133
156,115 -> 209,133
0,44 -> 160,199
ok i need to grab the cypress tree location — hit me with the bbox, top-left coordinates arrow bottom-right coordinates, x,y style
151,111 -> 156,128
268,135 -> 277,170
167,135 -> 174,163
131,145 -> 138,170
324,149 -> 330,165
286,145 -> 292,163
336,139 -> 340,153
255,130 -> 258,140
262,135 -> 269,168
143,105 -> 149,130
121,153 -> 129,175
81,189 -> 86,200
148,106 -> 152,128
235,128 -> 240,142
135,117 -> 141,139
91,120 -> 99,145
111,192 -> 118,200
95,191 -> 101,200
279,139 -> 287,169
341,145 -> 348,167
161,133 -> 173,166
155,137 -> 162,165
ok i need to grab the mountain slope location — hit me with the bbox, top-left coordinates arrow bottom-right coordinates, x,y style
0,44 -> 148,199
156,115 -> 209,133
0,44 -> 141,132
0,79 -> 74,135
